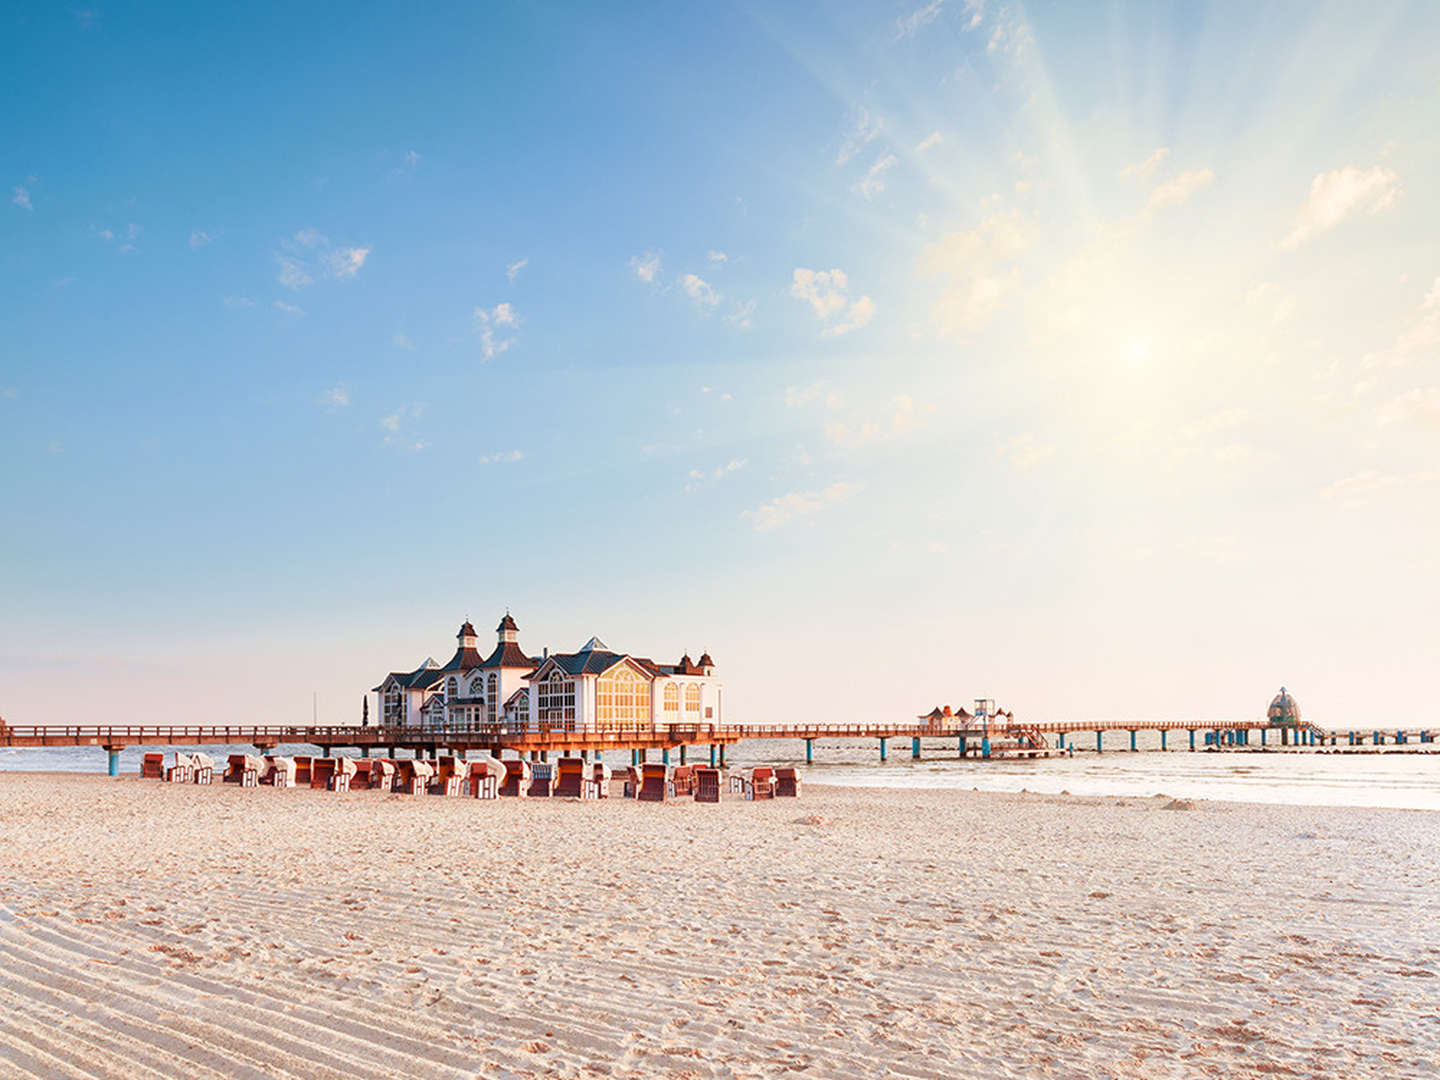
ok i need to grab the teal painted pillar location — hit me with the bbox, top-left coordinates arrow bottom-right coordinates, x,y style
1160,730 -> 1167,751
1189,729 -> 1196,751
718,744 -> 726,766
662,747 -> 670,765
678,745 -> 686,764
1096,730 -> 1103,753
1374,731 -> 1381,745
981,736 -> 991,759
1129,730 -> 1137,752
107,749 -> 120,776
1058,732 -> 1066,749
805,739 -> 814,764
710,744 -> 717,766
879,737 -> 888,761
958,735 -> 967,756
1348,731 -> 1355,745
1261,728 -> 1267,746
912,737 -> 921,760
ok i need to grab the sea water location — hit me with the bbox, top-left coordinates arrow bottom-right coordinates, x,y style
2,733 -> 1437,811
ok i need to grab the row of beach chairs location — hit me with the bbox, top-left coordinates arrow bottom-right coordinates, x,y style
141,751 -> 800,802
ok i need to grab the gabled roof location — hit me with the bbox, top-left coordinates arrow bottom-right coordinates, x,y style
372,664 -> 446,692
439,644 -> 486,672
503,687 -> 529,707
529,649 -> 655,680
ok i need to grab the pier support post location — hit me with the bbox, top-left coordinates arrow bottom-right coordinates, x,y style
662,747 -> 670,765
1160,730 -> 1167,751
805,739 -> 814,765
958,735 -> 967,757
1057,733 -> 1066,749
678,745 -> 686,764
1261,728 -> 1267,746
879,737 -> 888,762
710,744 -> 717,767
1129,730 -> 1137,752
1374,730 -> 1381,746
106,748 -> 121,777
1096,731 -> 1103,754
1189,729 -> 1195,751
981,736 -> 991,759
912,737 -> 921,760
718,743 -> 726,766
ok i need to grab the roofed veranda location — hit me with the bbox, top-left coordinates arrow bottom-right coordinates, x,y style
373,616 -> 723,734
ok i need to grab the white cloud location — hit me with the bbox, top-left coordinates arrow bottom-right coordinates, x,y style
1379,386 -> 1440,430
918,210 -> 1032,337
506,257 -> 528,281
381,404 -> 426,450
274,299 -> 305,316
277,257 -> 314,290
475,303 -> 519,359
687,457 -> 749,490
1119,147 -> 1170,179
223,295 -> 255,308
318,386 -> 349,409
393,332 -> 416,351
999,432 -> 1055,468
836,110 -> 881,167
895,0 -> 983,40
986,8 -> 1032,55
12,186 -> 33,211
707,250 -> 728,263
791,268 -> 849,319
727,299 -> 755,330
189,230 -> 213,249
743,481 -> 861,531
479,450 -> 525,465
784,381 -> 842,409
915,132 -> 943,153
1362,278 -> 1440,369
324,246 -> 370,278
97,228 -> 114,241
825,395 -> 921,447
276,229 -> 371,288
1282,165 -> 1401,249
1321,469 -> 1438,500
630,252 -> 662,283
1144,168 -> 1214,215
404,149 -> 420,168
824,295 -> 876,337
680,273 -> 721,307
855,154 -> 898,199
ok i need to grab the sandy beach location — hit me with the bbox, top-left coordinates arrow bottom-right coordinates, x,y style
0,774 -> 1436,1079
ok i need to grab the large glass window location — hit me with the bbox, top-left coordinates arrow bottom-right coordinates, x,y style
536,670 -> 575,721
446,676 -> 458,698
685,683 -> 701,715
383,687 -> 403,725
663,682 -> 679,715
470,676 -> 484,698
598,665 -> 651,729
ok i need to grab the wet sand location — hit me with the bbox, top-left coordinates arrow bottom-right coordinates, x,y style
0,772 -> 1436,1078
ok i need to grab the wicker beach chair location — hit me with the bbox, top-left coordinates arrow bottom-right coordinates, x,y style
266,756 -> 298,788
621,765 -> 643,798
693,766 -> 722,803
190,752 -> 215,785
292,756 -> 313,787
165,752 -> 193,784
141,753 -> 165,779
224,754 -> 261,787
470,754 -> 504,799
499,758 -> 531,797
398,759 -> 434,795
774,767 -> 801,797
310,758 -> 337,790
552,757 -> 586,798
371,759 -> 396,793
527,761 -> 554,797
637,763 -> 673,802
429,756 -> 467,796
671,765 -> 695,796
351,759 -> 375,789
331,756 -> 356,792
746,767 -> 777,801
587,761 -> 613,799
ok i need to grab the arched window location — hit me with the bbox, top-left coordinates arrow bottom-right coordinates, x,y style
446,676 -> 458,698
536,670 -> 575,721
663,683 -> 679,714
685,683 -> 701,714
470,676 -> 484,698
597,665 -> 651,729
487,673 -> 498,708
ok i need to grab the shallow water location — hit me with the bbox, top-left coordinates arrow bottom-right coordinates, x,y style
3,732 -> 1437,810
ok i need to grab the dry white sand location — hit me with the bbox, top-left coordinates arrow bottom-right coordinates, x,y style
0,773 -> 1436,1079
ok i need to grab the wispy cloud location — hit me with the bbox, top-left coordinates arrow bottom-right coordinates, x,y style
825,295 -> 876,337
475,302 -> 519,360
393,332 -> 416,351
506,257 -> 528,281
895,0 -> 983,41
1322,469 -> 1438,500
727,298 -> 755,330
223,295 -> 255,309
836,110 -> 881,167
1282,165 -> 1400,249
1,387 -> 18,400
855,154 -> 897,199
1363,278 -> 1440,369
274,299 -> 305,316
686,457 -> 748,490
918,210 -> 1031,337
188,230 -> 213,249
680,273 -> 721,307
914,132 -> 943,154
1119,147 -> 1170,179
1144,168 -> 1214,215
826,394 -> 921,446
630,251 -> 662,283
479,449 -> 525,464
707,250 -> 728,263
785,381 -> 841,409
276,229 -> 371,289
318,386 -> 349,409
999,432 -> 1055,468
791,268 -> 849,319
381,404 -> 427,451
743,481 -> 861,531
1379,386 -> 1440,430
11,186 -> 32,212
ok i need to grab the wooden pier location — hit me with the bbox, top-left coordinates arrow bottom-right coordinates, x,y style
1,716 -> 1435,776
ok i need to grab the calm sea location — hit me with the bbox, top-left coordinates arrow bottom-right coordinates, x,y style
4,731 -> 1437,811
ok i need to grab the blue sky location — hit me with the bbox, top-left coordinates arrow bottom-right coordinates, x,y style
3,1 -> 1438,729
